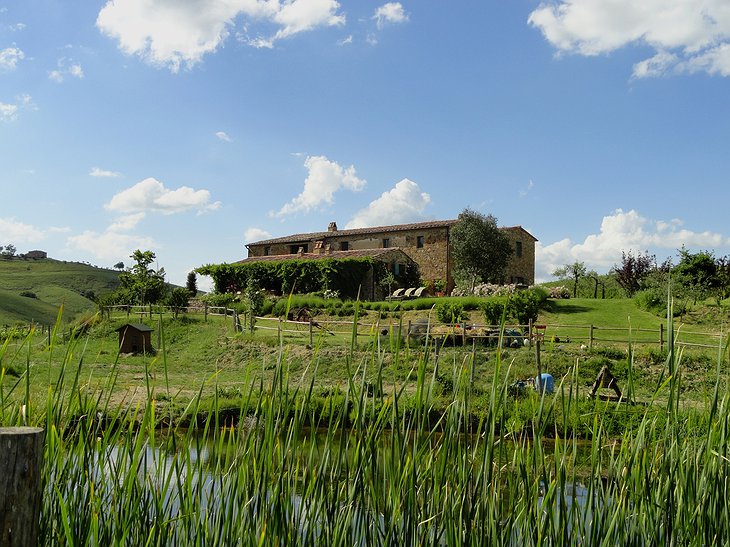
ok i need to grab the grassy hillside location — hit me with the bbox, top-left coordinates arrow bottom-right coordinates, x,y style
0,257 -> 120,326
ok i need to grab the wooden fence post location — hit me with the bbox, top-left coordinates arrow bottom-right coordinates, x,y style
0,427 -> 44,547
535,339 -> 543,392
660,323 -> 664,351
309,319 -> 313,347
204,303 -> 208,322
407,320 -> 411,346
589,325 -> 594,349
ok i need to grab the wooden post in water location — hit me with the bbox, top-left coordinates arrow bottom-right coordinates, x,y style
0,427 -> 44,547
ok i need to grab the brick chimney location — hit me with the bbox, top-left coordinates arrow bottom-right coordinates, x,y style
327,221 -> 338,232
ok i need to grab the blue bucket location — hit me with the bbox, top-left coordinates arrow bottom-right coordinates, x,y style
536,373 -> 554,394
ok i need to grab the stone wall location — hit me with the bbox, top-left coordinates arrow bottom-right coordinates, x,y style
248,223 -> 536,289
502,227 -> 536,285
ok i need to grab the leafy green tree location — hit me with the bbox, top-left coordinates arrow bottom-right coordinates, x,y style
1,244 -> 16,258
168,287 -> 190,319
450,209 -> 513,292
674,247 -> 718,303
553,261 -> 587,298
186,271 -> 198,296
118,250 -> 166,305
114,261 -> 125,270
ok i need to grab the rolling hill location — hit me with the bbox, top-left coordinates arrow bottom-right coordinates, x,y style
0,257 -> 121,326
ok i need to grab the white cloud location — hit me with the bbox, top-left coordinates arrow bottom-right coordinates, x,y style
0,47 -> 24,70
338,34 -> 353,46
0,102 -> 18,121
535,208 -> 730,282
0,94 -> 33,121
66,229 -> 157,262
97,0 -> 345,71
69,64 -> 84,78
519,179 -> 535,198
215,131 -> 232,142
105,177 -> 221,215
108,213 -> 146,232
345,178 -> 430,229
275,155 -> 366,216
48,58 -> 85,83
244,227 -> 272,243
373,2 -> 408,29
90,167 -> 123,178
0,217 -> 45,243
528,0 -> 730,78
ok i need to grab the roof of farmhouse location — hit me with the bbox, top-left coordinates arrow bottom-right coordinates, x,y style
246,219 -> 537,247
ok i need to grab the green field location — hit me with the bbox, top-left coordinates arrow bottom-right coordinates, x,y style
0,257 -> 121,326
2,296 -> 728,429
3,295 -> 730,544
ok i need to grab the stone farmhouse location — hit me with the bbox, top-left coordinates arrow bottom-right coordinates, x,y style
245,219 -> 537,291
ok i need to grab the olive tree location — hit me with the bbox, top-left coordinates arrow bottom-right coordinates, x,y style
553,261 -> 587,298
450,209 -> 513,292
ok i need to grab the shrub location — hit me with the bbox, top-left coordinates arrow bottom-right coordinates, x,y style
548,286 -> 571,299
508,290 -> 541,326
436,301 -> 465,323
481,299 -> 506,325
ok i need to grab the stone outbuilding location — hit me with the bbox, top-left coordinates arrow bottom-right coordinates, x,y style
115,323 -> 154,353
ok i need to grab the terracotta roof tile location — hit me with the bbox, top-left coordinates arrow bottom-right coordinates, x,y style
236,248 -> 411,263
247,219 -> 458,246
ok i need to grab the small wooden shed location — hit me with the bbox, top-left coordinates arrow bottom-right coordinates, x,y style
115,323 -> 154,353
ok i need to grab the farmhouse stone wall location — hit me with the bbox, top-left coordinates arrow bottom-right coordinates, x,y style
502,227 -> 536,285
247,220 -> 536,290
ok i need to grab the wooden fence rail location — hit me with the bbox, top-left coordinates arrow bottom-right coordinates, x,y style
4,306 -> 725,354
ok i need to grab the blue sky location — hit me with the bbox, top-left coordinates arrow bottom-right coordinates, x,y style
2,1 -> 730,290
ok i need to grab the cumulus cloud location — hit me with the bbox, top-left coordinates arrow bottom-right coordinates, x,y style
66,229 -> 157,262
0,47 -> 24,70
528,0 -> 730,78
244,227 -> 272,243
97,0 -> 345,71
108,213 -> 146,232
535,208 -> 730,282
90,167 -> 122,178
0,217 -> 45,243
275,155 -> 366,216
215,131 -> 232,142
105,177 -> 221,215
345,178 -> 430,229
373,2 -> 408,29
